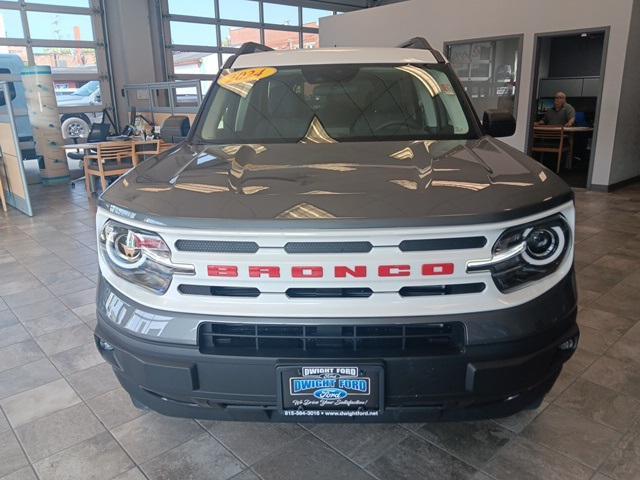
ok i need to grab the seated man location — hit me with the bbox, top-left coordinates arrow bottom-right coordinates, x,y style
536,92 -> 576,127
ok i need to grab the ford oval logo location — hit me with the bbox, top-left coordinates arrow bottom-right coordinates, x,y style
313,388 -> 348,400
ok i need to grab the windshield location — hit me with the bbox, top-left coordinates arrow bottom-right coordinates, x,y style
73,81 -> 99,97
196,64 -> 474,143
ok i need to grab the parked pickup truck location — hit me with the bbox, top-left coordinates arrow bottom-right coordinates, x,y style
94,39 -> 578,422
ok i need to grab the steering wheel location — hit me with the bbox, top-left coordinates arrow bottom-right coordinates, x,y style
373,119 -> 422,133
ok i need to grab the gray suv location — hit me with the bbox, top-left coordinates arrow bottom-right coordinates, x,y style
94,39 -> 578,422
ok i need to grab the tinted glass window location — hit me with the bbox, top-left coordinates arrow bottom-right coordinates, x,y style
198,64 -> 472,143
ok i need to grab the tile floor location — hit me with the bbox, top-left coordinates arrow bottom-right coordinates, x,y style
0,181 -> 639,480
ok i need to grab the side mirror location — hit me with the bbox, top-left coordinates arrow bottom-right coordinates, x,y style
0,82 -> 17,107
483,109 -> 516,138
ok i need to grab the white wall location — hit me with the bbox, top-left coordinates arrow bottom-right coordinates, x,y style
320,0 -> 635,187
610,0 -> 640,185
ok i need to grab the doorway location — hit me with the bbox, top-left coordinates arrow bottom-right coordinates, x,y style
527,28 -> 608,189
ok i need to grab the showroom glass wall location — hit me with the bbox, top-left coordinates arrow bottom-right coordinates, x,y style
445,35 -> 523,121
0,0 -> 111,137
160,0 -> 342,92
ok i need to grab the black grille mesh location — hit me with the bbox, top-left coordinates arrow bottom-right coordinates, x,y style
175,240 -> 259,253
199,322 -> 465,357
284,242 -> 373,254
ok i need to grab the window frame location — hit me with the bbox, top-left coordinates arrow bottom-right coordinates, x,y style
160,0 -> 346,84
444,34 -> 524,121
0,0 -> 112,118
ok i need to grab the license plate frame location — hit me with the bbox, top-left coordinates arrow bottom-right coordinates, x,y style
277,363 -> 384,419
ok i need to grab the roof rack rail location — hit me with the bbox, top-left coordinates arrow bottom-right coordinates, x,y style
398,37 -> 446,64
222,42 -> 274,70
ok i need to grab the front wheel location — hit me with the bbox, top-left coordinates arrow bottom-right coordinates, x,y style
61,114 -> 91,139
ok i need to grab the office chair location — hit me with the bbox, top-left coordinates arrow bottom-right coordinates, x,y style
69,122 -> 112,189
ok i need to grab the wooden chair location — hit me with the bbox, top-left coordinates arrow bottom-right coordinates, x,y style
531,127 -> 570,173
83,142 -> 134,195
0,175 -> 7,212
131,140 -> 175,165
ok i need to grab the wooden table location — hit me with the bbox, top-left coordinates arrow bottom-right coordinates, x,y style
533,126 -> 594,168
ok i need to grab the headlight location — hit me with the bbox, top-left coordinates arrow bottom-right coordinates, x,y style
99,220 -> 194,294
467,213 -> 572,292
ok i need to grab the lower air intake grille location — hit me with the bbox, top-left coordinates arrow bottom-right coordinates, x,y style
198,322 -> 465,357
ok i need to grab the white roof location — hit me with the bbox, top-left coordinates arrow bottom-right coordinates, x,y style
232,47 -> 440,69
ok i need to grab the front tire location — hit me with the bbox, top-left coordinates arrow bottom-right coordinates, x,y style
61,114 -> 91,139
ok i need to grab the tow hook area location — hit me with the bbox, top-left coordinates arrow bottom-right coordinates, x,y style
558,334 -> 579,352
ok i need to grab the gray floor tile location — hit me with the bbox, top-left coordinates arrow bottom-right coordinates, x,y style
0,277 -> 42,297
521,404 -> 621,469
0,430 -> 29,478
563,347 -> 599,376
229,470 -> 260,480
1,378 -> 81,428
66,363 -> 120,400
0,466 -> 38,480
416,420 -> 514,469
576,324 -> 621,355
0,360 -> 61,401
0,342 -> 44,374
21,310 -> 83,337
12,299 -> 68,323
590,474 -> 615,480
111,412 -> 203,464
576,265 -> 624,292
87,388 -> 147,429
57,288 -> 96,310
582,355 -> 640,399
0,310 -> 18,329
33,431 -> 133,480
0,409 -> 9,434
140,432 -> 244,480
554,379 -> 640,432
484,437 -> 593,480
593,283 -> 640,321
34,324 -> 93,356
607,336 -> 640,366
1,287 -> 55,310
493,401 -> 549,434
201,420 -> 305,466
46,277 -> 96,297
470,472 -> 495,480
366,433 -> 476,480
309,423 -> 409,467
15,404 -> 105,463
0,325 -> 31,349
600,417 -> 640,480
71,303 -> 96,325
25,267 -> 84,287
49,342 -> 104,376
254,434 -> 374,480
577,307 -> 635,337
110,468 -> 146,480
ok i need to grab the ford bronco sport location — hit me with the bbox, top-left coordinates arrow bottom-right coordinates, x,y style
94,39 -> 578,422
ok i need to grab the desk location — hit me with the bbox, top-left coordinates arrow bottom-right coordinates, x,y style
533,126 -> 593,168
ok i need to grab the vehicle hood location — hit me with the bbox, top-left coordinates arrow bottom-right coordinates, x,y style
100,137 -> 573,228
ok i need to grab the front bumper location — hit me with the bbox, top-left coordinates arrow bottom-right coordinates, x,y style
95,271 -> 578,422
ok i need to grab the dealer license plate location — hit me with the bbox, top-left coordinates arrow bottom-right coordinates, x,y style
278,364 -> 383,418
